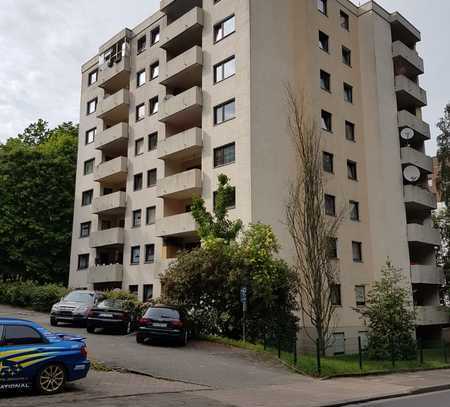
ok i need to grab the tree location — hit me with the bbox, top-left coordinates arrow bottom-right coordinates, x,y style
285,87 -> 343,355
0,121 -> 78,284
436,103 -> 450,206
356,261 -> 416,360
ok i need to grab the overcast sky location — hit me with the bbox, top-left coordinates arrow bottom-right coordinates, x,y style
0,0 -> 448,155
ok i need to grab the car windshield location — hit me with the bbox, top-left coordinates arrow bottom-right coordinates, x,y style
63,291 -> 95,303
97,299 -> 124,310
145,308 -> 180,320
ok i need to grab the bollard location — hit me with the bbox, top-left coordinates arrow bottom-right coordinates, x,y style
316,338 -> 321,376
358,336 -> 363,371
293,337 -> 298,367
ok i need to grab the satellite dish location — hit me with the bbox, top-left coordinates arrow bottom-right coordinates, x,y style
403,165 -> 421,183
400,127 -> 414,141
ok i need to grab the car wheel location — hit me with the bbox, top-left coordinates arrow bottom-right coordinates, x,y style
122,321 -> 131,335
136,333 -> 145,344
179,330 -> 188,346
50,317 -> 58,327
35,363 -> 66,395
87,325 -> 96,334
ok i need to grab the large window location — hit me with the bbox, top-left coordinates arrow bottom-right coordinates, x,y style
88,69 -> 98,86
150,62 -> 159,80
149,97 -> 159,115
147,169 -> 157,187
135,138 -> 144,156
355,286 -> 366,306
214,56 -> 236,84
84,158 -> 95,175
327,238 -> 338,259
340,10 -> 350,30
319,31 -> 329,52
146,206 -> 156,225
82,189 -> 93,206
344,82 -> 353,103
325,194 -> 336,217
342,46 -> 352,66
137,35 -> 146,54
151,27 -> 160,45
134,173 -> 143,191
214,99 -> 235,125
78,254 -> 89,270
321,110 -> 332,132
331,284 -> 342,306
352,241 -> 363,262
320,70 -> 331,92
213,187 -> 236,210
132,209 -> 142,228
148,132 -> 158,151
87,98 -> 97,115
143,284 -> 154,302
323,151 -> 334,173
214,143 -> 235,167
136,103 -> 145,122
214,15 -> 235,43
85,128 -> 96,145
80,222 -> 91,238
318,0 -> 327,15
345,121 -> 355,141
347,160 -> 358,180
350,200 -> 360,221
145,244 -> 155,263
131,246 -> 140,265
137,69 -> 146,87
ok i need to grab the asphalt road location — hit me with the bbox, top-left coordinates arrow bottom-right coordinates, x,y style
347,390 -> 450,407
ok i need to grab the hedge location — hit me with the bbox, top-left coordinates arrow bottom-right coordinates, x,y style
0,281 -> 68,313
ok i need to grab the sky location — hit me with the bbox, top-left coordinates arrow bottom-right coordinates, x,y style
0,0 -> 448,155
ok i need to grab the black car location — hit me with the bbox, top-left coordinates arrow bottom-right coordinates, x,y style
136,305 -> 190,346
86,299 -> 136,335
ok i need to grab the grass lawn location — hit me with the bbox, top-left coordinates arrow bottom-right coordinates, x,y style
206,336 -> 450,377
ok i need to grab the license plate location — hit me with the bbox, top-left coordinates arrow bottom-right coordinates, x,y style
99,313 -> 113,318
153,322 -> 167,328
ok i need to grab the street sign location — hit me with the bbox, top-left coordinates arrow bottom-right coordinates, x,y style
240,286 -> 247,304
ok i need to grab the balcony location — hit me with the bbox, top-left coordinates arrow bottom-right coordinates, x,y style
156,212 -> 198,237
98,55 -> 131,93
160,7 -> 203,57
159,86 -> 202,127
160,46 -> 202,88
411,265 -> 445,285
407,223 -> 440,247
390,12 -> 421,49
395,75 -> 427,109
415,306 -> 450,326
97,89 -> 130,124
87,264 -> 123,284
157,127 -> 202,161
404,185 -> 437,211
157,169 -> 202,200
400,147 -> 432,173
92,191 -> 127,216
93,156 -> 128,185
398,110 -> 431,141
392,41 -> 424,78
90,228 -> 125,248
94,122 -> 128,154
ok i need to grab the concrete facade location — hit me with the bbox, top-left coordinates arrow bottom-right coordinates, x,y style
69,0 -> 448,353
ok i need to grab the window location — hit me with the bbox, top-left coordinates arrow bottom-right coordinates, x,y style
134,173 -> 143,191
214,99 -> 235,125
323,152 -> 334,173
132,209 -> 142,228
151,27 -> 160,45
214,143 -> 235,167
340,10 -> 350,30
325,194 -> 336,217
84,158 -> 95,175
4,325 -> 43,346
150,62 -> 159,79
80,222 -> 91,238
143,284 -> 154,302
352,241 -> 363,262
129,285 -> 138,297
318,0 -> 327,15
214,15 -> 235,43
131,246 -> 140,265
355,286 -> 366,306
148,132 -> 158,151
145,244 -> 155,263
347,160 -> 358,180
78,254 -> 89,270
137,35 -> 146,54
82,189 -> 93,206
136,103 -> 145,121
331,284 -> 342,306
85,128 -> 96,145
342,46 -> 352,66
147,169 -> 157,187
214,56 -> 236,83
320,70 -> 331,92
135,138 -> 144,156
146,206 -> 156,225
345,121 -> 355,141
137,69 -> 146,87
328,238 -> 338,259
213,187 -> 236,210
321,110 -> 332,132
350,200 -> 360,221
319,31 -> 329,52
87,98 -> 98,115
149,97 -> 159,115
333,333 -> 345,355
344,83 -> 353,103
88,69 -> 98,86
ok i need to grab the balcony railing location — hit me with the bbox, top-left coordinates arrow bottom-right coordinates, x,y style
411,265 -> 445,285
92,191 -> 127,215
157,127 -> 202,161
97,89 -> 130,123
156,212 -> 198,237
398,110 -> 430,141
407,223 -> 441,247
157,168 -> 202,199
392,41 -> 424,77
404,185 -> 437,211
93,156 -> 128,185
87,264 -> 124,284
160,46 -> 202,88
98,55 -> 131,92
94,122 -> 128,152
159,86 -> 202,127
400,147 -> 432,173
89,228 -> 125,248
395,75 -> 427,109
415,306 -> 450,326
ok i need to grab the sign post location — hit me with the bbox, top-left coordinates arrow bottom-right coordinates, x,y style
240,286 -> 247,342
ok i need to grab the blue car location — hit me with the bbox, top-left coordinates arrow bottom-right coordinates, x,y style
0,318 -> 90,394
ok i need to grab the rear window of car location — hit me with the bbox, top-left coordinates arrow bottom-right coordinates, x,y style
97,299 -> 124,310
64,291 -> 95,303
145,308 -> 180,320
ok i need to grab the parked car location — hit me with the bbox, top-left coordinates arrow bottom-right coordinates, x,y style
0,318 -> 90,394
136,305 -> 190,346
50,290 -> 103,327
86,299 -> 136,335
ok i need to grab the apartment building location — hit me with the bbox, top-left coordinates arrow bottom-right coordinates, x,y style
69,0 -> 448,353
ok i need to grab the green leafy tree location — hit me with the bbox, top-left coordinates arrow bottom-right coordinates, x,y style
356,261 -> 416,360
437,103 -> 450,206
0,121 -> 78,284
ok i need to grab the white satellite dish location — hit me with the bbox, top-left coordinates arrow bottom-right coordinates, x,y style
400,127 -> 414,141
403,165 -> 421,183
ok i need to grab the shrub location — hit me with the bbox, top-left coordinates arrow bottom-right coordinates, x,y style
102,290 -> 143,316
